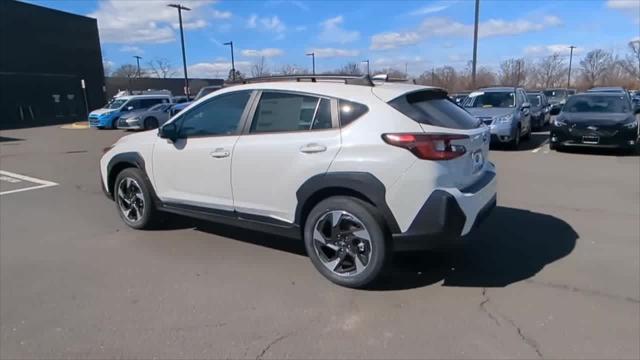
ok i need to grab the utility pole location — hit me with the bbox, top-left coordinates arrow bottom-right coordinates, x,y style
567,45 -> 576,88
306,52 -> 315,75
431,67 -> 435,85
405,63 -> 408,78
471,0 -> 480,88
362,59 -> 370,76
168,3 -> 191,100
224,41 -> 236,80
133,55 -> 142,78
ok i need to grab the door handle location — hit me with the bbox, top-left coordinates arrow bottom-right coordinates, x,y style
210,148 -> 230,158
299,143 -> 327,154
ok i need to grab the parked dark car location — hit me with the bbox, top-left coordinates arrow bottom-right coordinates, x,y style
526,91 -> 551,130
450,91 -> 471,105
543,88 -> 576,115
550,92 -> 639,152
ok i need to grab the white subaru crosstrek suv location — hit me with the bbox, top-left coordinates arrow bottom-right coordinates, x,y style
100,76 -> 496,288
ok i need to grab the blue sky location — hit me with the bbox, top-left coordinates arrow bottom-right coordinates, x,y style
27,0 -> 640,77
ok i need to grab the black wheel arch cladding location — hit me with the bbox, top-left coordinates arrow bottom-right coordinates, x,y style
295,172 -> 401,234
106,152 -> 146,197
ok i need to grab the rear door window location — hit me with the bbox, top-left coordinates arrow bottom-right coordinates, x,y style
389,91 -> 479,130
249,92 -> 334,133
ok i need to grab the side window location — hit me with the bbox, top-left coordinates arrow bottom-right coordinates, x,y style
178,91 -> 251,137
249,92 -> 333,133
140,99 -> 162,108
338,99 -> 368,126
125,99 -> 140,110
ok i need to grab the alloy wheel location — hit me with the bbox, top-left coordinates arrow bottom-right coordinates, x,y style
312,210 -> 372,277
117,177 -> 145,223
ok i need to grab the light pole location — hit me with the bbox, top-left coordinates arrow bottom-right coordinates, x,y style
223,41 -> 236,80
133,55 -> 142,78
168,3 -> 191,100
471,0 -> 480,88
306,52 -> 315,75
362,59 -> 370,76
567,45 -> 576,89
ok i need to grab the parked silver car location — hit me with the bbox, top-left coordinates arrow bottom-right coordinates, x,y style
117,103 -> 173,130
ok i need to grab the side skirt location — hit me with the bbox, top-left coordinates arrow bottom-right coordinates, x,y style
160,202 -> 302,239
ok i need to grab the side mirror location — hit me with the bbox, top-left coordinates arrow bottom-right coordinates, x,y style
125,106 -> 134,111
158,122 -> 179,141
521,102 -> 530,110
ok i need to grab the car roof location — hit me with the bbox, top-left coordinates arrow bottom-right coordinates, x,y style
588,86 -> 625,91
574,92 -> 626,96
207,81 -> 441,103
116,94 -> 171,100
478,87 -> 520,92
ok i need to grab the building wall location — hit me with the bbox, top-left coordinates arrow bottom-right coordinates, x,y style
0,0 -> 105,129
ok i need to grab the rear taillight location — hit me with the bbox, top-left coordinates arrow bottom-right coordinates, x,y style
382,133 -> 468,160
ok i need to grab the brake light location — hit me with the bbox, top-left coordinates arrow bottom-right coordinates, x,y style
382,133 -> 468,160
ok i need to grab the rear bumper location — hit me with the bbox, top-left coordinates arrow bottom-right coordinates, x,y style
392,167 -> 497,251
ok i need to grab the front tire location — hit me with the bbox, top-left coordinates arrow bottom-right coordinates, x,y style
509,127 -> 521,150
304,196 -> 390,288
114,168 -> 162,229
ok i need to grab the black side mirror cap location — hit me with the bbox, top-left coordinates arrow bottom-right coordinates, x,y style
158,122 -> 179,141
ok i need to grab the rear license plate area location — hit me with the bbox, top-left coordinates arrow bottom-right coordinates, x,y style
582,136 -> 599,144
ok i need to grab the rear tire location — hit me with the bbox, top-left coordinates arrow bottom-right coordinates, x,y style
304,196 -> 390,288
114,168 -> 163,230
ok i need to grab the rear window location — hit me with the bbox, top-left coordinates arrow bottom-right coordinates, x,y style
389,91 -> 480,130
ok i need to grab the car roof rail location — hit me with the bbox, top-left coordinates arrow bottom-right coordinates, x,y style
236,74 -> 376,87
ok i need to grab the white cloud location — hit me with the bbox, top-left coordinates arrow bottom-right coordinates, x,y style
524,44 -> 583,57
370,15 -> 563,50
309,48 -> 359,58
318,15 -> 360,44
631,36 -> 640,42
212,9 -> 232,19
119,45 -> 144,55
295,25 -> 307,31
370,32 -> 420,50
246,14 -> 286,36
173,19 -> 208,30
607,0 -> 640,9
188,61 -> 252,78
241,48 -> 284,57
409,1 -> 455,16
88,0 -> 219,44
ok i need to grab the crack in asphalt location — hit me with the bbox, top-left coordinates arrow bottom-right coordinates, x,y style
255,333 -> 290,360
479,288 -> 543,359
525,279 -> 640,304
480,288 -> 501,327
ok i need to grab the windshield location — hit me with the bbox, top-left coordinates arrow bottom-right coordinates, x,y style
105,99 -> 127,109
543,90 -> 567,98
527,95 -> 542,106
464,91 -> 515,108
564,95 -> 629,113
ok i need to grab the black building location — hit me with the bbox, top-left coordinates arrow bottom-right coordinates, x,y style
0,0 -> 105,129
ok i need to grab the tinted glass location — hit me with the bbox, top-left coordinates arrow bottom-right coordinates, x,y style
543,90 -> 567,98
140,98 -> 164,108
338,99 -> 368,126
564,95 -> 630,113
464,91 -> 515,108
250,92 -> 332,133
195,87 -> 220,100
527,95 -> 542,106
179,91 -> 251,137
149,104 -> 169,112
390,91 -> 479,130
125,100 -> 141,110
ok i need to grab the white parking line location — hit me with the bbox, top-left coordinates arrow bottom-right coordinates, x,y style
532,139 -> 550,153
0,170 -> 58,196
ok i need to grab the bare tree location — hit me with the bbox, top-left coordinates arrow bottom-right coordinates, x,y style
279,64 -> 308,75
373,68 -> 405,78
251,57 -> 270,77
339,62 -> 363,75
433,66 -> 457,90
535,54 -> 567,88
618,40 -> 640,82
579,49 -> 613,87
227,69 -> 244,81
499,58 -> 527,86
147,58 -> 176,79
111,64 -> 139,78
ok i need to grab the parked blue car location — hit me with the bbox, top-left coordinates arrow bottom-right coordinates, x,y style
88,95 -> 172,129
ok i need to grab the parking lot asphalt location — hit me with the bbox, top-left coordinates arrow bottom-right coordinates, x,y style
1,125 -> 638,359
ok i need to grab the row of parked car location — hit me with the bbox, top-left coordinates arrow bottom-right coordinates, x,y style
450,86 -> 640,151
88,86 -> 222,130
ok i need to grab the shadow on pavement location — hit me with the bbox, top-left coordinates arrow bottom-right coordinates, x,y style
168,205 -> 577,291
555,145 -> 639,157
374,206 -> 578,291
491,133 -> 549,152
0,136 -> 24,143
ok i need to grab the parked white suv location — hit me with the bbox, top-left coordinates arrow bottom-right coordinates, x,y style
100,76 -> 497,288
